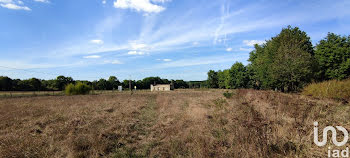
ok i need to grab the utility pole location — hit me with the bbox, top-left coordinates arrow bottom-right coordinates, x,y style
129,80 -> 131,91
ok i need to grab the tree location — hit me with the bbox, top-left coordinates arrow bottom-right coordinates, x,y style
108,76 -> 120,90
122,80 -> 130,89
248,26 -> 315,91
217,70 -> 230,89
315,33 -> 350,80
29,78 -> 42,91
0,76 -> 13,91
173,80 -> 189,89
97,79 -> 109,90
207,70 -> 218,88
229,62 -> 248,89
140,77 -> 163,89
55,76 -> 74,90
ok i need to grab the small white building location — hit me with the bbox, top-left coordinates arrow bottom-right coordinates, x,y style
150,84 -> 172,91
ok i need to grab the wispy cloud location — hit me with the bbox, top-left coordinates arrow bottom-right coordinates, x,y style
226,47 -> 232,52
243,40 -> 265,47
83,55 -> 101,59
0,2 -> 30,10
0,0 -> 13,3
155,54 -> 247,69
104,59 -> 123,64
127,51 -> 146,55
33,0 -> 49,3
0,0 -> 49,11
113,0 -> 167,13
151,0 -> 171,3
90,39 -> 104,45
239,47 -> 254,52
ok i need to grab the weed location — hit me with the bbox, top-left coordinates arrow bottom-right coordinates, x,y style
223,91 -> 234,99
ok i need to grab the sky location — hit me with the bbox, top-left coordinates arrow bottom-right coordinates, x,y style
0,0 -> 350,81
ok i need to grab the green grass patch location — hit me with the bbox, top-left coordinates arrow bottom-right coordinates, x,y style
302,78 -> 350,100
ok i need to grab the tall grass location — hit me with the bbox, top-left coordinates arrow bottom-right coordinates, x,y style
65,82 -> 91,95
302,78 -> 350,100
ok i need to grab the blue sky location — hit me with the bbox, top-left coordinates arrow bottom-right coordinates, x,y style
0,0 -> 350,81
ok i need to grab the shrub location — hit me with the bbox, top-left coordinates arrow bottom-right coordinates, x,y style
302,78 -> 350,100
65,82 -> 91,95
223,91 -> 233,99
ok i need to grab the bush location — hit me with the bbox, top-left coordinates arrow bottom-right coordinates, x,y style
302,78 -> 350,100
65,82 -> 91,95
223,91 -> 234,99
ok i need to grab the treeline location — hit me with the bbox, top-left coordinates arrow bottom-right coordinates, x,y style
0,75 -> 195,91
207,26 -> 350,92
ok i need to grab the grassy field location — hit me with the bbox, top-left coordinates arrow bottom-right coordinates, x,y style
0,89 -> 349,157
0,90 -> 129,98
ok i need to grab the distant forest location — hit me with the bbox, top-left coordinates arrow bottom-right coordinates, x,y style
206,26 -> 350,92
0,75 -> 205,91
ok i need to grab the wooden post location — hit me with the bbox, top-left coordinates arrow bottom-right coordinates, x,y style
129,80 -> 131,91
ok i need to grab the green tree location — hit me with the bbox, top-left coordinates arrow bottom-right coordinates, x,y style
315,33 -> 350,80
249,26 -> 315,91
217,70 -> 230,89
229,62 -> 248,89
173,80 -> 189,89
29,78 -> 42,91
108,76 -> 120,90
207,70 -> 218,88
0,76 -> 13,91
55,76 -> 74,90
141,77 -> 163,89
97,79 -> 109,90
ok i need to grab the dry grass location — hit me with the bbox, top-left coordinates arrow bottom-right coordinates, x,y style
302,78 -> 350,101
0,89 -> 349,157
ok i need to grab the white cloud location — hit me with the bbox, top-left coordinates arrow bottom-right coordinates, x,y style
151,0 -> 171,3
83,55 -> 101,59
130,43 -> 148,50
0,0 -> 12,3
33,0 -> 49,3
0,3 -> 30,10
226,47 -> 232,52
114,0 -> 166,13
192,41 -> 199,46
104,60 -> 123,64
156,54 -> 247,68
156,58 -> 172,62
239,47 -> 254,52
102,0 -> 106,4
90,39 -> 104,44
243,40 -> 265,47
127,51 -> 146,55
0,0 -> 49,11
